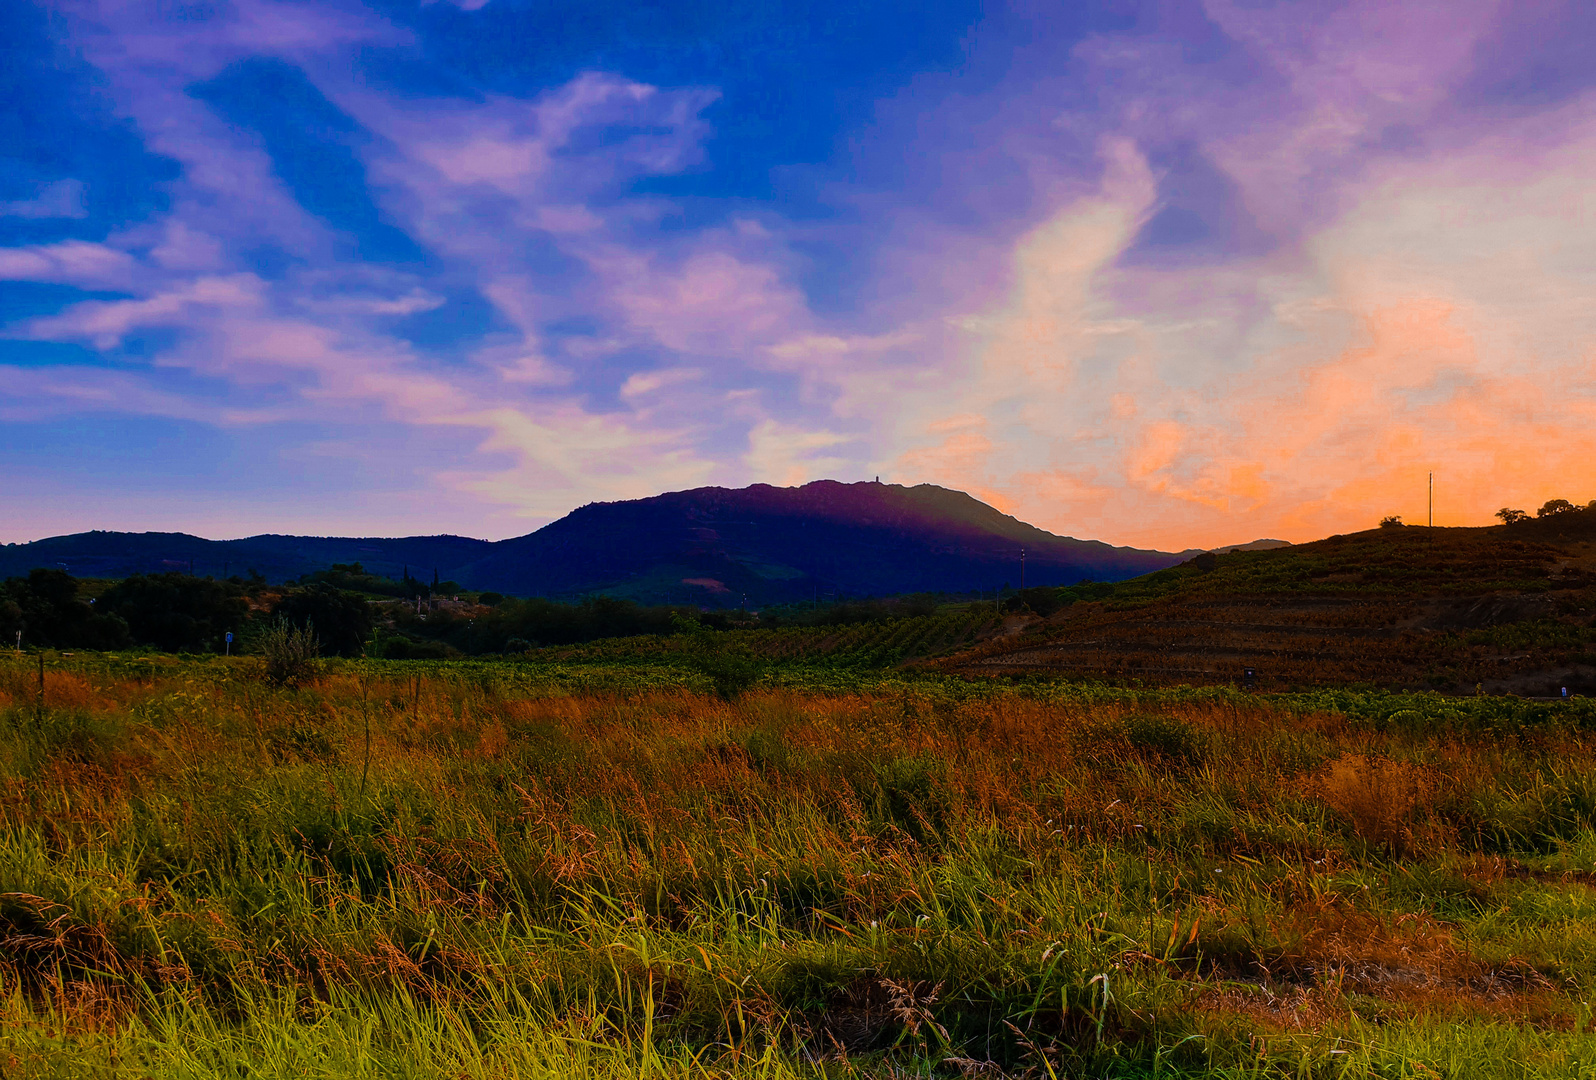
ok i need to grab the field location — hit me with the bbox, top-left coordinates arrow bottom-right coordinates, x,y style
6,650 -> 1596,1077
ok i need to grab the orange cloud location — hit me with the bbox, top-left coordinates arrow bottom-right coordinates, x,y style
888,113 -> 1596,551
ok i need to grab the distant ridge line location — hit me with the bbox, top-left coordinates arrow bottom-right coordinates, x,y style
0,480 -> 1278,605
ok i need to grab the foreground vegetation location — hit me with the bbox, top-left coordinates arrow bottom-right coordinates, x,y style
5,651 -> 1596,1077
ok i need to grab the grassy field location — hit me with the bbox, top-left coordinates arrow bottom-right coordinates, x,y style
6,651 -> 1596,1077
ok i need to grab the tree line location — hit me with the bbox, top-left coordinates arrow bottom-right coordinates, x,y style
0,569 -> 372,656
1,567 -> 965,659
1496,498 -> 1596,524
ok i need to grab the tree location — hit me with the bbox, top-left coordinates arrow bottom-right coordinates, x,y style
1495,508 -> 1529,524
1537,499 -> 1577,518
1379,516 -> 1404,528
98,573 -> 247,653
274,584 -> 373,657
0,568 -> 131,649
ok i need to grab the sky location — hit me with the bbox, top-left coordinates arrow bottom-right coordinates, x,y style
4,0 -> 1596,550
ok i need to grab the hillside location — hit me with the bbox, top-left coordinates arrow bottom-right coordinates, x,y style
942,513 -> 1596,694
0,481 -> 1192,605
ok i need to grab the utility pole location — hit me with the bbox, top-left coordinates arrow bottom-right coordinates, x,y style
1020,548 -> 1026,591
1429,472 -> 1434,527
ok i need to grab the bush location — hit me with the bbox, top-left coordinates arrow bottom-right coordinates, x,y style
1078,713 -> 1209,771
1005,586 -> 1072,617
369,635 -> 458,660
694,649 -> 762,700
259,619 -> 319,687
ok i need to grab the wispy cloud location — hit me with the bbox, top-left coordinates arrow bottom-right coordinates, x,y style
0,179 -> 88,220
4,0 -> 1594,546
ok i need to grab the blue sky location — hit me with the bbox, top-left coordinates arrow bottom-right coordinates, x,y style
5,0 -> 1596,547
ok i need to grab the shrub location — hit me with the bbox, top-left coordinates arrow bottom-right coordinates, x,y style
1076,713 -> 1209,771
1005,586 -> 1072,616
1121,713 -> 1209,767
369,635 -> 458,660
1379,515 -> 1404,528
259,619 -> 319,687
1317,754 -> 1429,856
694,649 -> 762,700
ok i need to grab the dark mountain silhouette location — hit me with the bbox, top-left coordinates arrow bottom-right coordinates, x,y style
0,530 -> 491,587
467,481 -> 1191,604
0,480 -> 1194,605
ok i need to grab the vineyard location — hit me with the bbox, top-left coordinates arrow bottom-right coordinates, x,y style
540,607 -> 1005,671
946,521 -> 1596,694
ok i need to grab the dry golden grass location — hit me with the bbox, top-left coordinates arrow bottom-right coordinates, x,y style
5,656 -> 1596,1076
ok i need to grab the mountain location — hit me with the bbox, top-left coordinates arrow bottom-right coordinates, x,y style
465,481 -> 1189,604
0,480 -> 1192,605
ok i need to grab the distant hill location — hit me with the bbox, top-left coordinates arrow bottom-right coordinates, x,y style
1209,539 -> 1290,554
945,513 -> 1596,695
0,481 -> 1194,605
0,531 -> 492,588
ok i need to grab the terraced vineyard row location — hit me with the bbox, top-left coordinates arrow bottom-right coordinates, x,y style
755,609 -> 999,666
543,609 -> 999,669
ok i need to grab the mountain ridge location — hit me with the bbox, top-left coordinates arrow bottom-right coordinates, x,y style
0,480 -> 1237,605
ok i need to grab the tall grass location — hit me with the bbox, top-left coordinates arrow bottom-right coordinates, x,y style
4,653 -> 1596,1076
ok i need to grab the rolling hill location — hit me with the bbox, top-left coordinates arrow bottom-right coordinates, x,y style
0,481 -> 1197,606
942,512 -> 1596,695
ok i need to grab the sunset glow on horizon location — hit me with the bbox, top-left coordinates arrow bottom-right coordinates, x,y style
4,0 -> 1595,550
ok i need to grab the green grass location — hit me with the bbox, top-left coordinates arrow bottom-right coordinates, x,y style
6,652 -> 1596,1077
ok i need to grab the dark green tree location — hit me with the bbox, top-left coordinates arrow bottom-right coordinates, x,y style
274,584 -> 373,657
97,573 -> 247,652
0,568 -> 131,649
